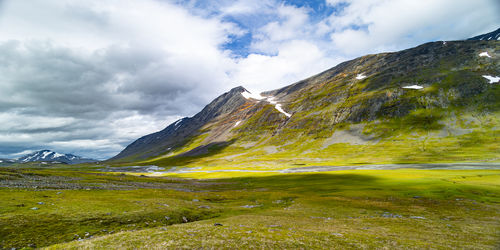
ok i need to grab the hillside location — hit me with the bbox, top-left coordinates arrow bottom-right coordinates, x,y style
110,39 -> 500,167
468,27 -> 500,41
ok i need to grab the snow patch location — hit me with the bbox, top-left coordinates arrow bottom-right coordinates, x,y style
442,41 -> 446,45
356,73 -> 366,80
234,121 -> 241,127
482,75 -> 500,84
266,96 -> 277,104
174,118 -> 184,127
53,153 -> 64,158
243,91 -> 291,118
479,52 -> 491,58
241,91 -> 265,100
41,151 -> 52,159
402,85 -> 424,90
275,104 -> 291,117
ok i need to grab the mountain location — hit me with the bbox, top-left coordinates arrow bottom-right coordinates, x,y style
468,27 -> 500,41
110,37 -> 499,167
17,150 -> 97,164
0,158 -> 17,166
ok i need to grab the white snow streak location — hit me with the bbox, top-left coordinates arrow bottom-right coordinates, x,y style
266,96 -> 277,104
356,73 -> 366,80
482,75 -> 500,84
234,121 -> 241,127
479,52 -> 491,58
53,153 -> 64,158
275,104 -> 291,117
174,118 -> 183,126
242,91 -> 292,118
41,151 -> 52,159
402,85 -> 424,89
241,91 -> 265,100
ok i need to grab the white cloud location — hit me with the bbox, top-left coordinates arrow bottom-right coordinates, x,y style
231,40 -> 341,92
326,0 -> 500,55
0,0 -> 498,159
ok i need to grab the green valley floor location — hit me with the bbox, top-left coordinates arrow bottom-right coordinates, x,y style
0,165 -> 499,249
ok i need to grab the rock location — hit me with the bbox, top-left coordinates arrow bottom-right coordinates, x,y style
381,212 -> 402,218
332,233 -> 344,237
182,216 -> 188,223
37,202 -> 44,205
409,216 -> 426,219
214,223 -> 223,226
241,204 -> 261,208
31,207 -> 39,210
165,216 -> 171,220
192,199 -> 200,202
198,205 -> 211,209
413,196 -> 422,198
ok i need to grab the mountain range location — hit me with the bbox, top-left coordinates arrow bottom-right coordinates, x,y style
109,29 -> 499,167
6,150 -> 97,164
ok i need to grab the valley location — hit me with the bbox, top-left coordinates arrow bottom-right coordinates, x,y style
0,165 -> 499,249
1,30 -> 499,249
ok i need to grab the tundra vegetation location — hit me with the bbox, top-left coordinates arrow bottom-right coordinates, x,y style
0,164 -> 499,249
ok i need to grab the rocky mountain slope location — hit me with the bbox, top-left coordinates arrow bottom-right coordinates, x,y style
110,32 -> 499,167
17,150 -> 97,164
468,27 -> 500,41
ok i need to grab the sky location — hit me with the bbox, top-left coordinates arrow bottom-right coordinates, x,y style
0,0 -> 498,160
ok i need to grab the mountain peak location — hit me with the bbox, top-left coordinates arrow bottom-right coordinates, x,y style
229,86 -> 247,93
17,150 -> 96,164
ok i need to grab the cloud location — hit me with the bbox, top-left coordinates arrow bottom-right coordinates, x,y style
231,40 -> 341,92
326,0 -> 500,54
0,0 -> 498,159
0,0 -> 240,159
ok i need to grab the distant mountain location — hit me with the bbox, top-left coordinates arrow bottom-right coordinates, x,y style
110,37 -> 499,166
17,150 -> 97,164
468,27 -> 500,41
0,158 -> 17,165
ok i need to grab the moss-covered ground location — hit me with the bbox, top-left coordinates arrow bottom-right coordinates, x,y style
1,166 -> 499,249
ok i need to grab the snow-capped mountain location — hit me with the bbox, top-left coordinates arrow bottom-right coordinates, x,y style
17,150 -> 97,164
0,158 -> 17,165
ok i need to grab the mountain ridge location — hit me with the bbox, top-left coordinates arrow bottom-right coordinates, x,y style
110,30 -> 499,166
468,27 -> 500,41
16,149 -> 97,164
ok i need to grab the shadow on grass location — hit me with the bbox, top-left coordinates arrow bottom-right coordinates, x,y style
225,173 -> 380,194
148,139 -> 236,166
216,172 -> 500,203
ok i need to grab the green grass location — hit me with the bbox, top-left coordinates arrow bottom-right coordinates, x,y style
1,167 -> 499,249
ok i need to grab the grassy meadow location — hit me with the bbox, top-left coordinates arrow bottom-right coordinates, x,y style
1,166 -> 499,249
